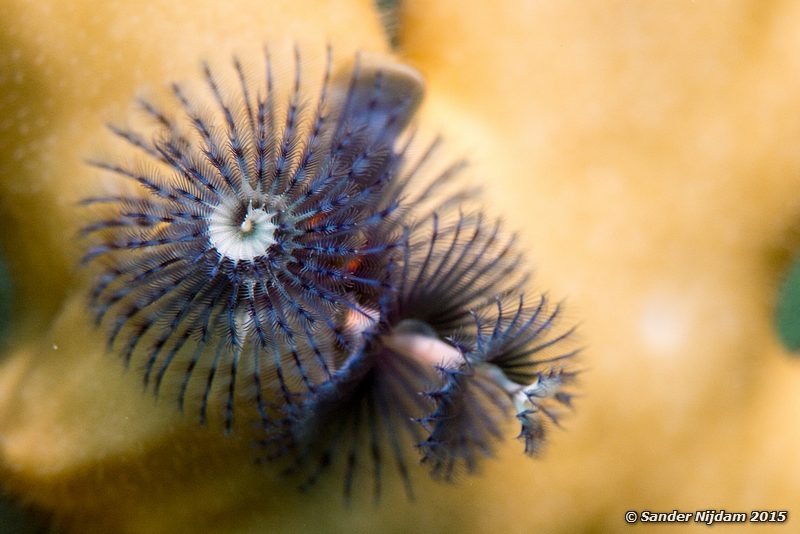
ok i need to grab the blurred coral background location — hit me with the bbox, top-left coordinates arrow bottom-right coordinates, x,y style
1,0 -> 800,532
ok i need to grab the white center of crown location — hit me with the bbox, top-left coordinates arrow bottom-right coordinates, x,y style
209,201 -> 277,261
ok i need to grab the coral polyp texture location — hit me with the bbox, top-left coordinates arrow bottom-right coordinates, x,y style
80,48 -> 578,497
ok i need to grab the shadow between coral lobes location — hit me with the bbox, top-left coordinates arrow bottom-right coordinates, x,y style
0,249 -> 11,350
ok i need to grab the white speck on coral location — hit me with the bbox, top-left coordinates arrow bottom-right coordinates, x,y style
639,295 -> 688,355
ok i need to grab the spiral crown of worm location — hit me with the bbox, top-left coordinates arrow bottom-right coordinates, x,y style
81,48 -> 578,500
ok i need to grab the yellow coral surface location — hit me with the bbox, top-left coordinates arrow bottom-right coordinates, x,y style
1,0 -> 800,532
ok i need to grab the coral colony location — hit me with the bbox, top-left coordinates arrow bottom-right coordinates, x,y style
80,48 -> 578,499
